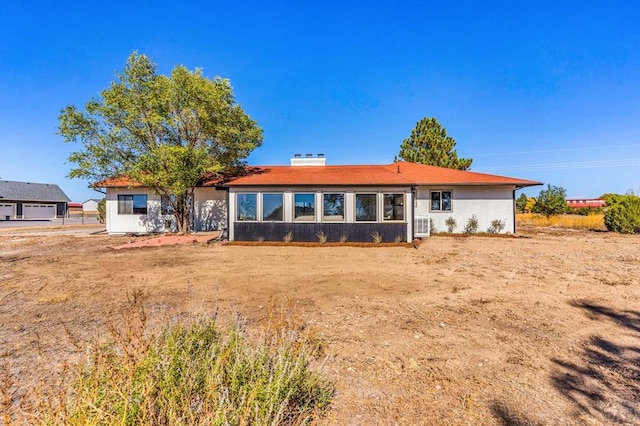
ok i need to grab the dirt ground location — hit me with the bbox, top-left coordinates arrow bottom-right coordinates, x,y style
1,227 -> 639,425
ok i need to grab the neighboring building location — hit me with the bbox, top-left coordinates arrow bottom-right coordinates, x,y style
67,202 -> 84,216
83,198 -> 102,213
0,180 -> 71,220
566,198 -> 606,209
99,156 -> 541,241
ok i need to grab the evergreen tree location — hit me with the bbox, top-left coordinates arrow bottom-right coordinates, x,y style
396,117 -> 472,170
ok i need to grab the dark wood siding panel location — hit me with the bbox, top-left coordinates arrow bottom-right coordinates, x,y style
234,222 -> 407,243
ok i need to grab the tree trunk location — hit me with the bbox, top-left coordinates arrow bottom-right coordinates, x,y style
174,194 -> 190,234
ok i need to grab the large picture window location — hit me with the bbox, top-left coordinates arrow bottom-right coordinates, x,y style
118,194 -> 147,215
383,193 -> 404,221
237,193 -> 257,221
355,193 -> 377,222
294,193 -> 315,221
262,193 -> 284,221
323,193 -> 344,222
431,191 -> 452,211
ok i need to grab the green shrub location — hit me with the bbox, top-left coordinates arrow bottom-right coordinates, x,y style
572,207 -> 604,216
463,215 -> 479,234
97,198 -> 106,224
445,217 -> 457,233
604,195 -> 640,234
51,317 -> 333,425
533,185 -> 567,217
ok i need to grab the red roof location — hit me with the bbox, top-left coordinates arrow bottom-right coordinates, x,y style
222,162 -> 540,187
566,199 -> 606,208
98,162 -> 541,188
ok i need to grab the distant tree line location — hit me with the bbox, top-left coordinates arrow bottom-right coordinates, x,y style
516,186 -> 640,234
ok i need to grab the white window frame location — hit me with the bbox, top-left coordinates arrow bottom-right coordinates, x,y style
293,192 -> 316,222
355,193 -> 378,222
117,194 -> 148,215
321,193 -> 346,222
430,190 -> 453,212
262,193 -> 284,222
236,193 -> 258,222
382,193 -> 405,222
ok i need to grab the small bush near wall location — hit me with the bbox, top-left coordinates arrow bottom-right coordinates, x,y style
283,230 -> 294,242
445,217 -> 457,233
463,215 -> 479,234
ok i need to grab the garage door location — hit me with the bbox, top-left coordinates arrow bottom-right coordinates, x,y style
23,204 -> 56,219
0,204 -> 15,219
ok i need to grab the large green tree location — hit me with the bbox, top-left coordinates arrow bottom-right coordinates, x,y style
396,117 -> 472,170
515,192 -> 529,213
59,52 -> 263,233
533,184 -> 567,217
603,194 -> 640,234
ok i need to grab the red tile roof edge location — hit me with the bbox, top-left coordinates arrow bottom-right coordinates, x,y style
97,162 -> 542,188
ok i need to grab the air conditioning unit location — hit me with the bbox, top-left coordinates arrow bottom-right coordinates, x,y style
414,216 -> 431,237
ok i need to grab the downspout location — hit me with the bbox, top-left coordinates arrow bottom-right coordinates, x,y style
225,188 -> 230,241
411,186 -> 416,241
513,188 -> 517,234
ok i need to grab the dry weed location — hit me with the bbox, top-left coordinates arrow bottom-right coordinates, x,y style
517,213 -> 605,230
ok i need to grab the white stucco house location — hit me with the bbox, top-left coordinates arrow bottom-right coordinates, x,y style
82,198 -> 102,213
99,156 -> 541,241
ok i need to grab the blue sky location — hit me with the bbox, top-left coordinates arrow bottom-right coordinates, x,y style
1,1 -> 639,202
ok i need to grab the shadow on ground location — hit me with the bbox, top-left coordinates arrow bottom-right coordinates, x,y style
489,402 -> 544,426
550,301 -> 640,425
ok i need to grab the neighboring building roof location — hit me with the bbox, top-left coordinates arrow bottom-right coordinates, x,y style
98,161 -> 541,189
0,180 -> 71,202
566,198 -> 606,208
68,202 -> 84,208
83,198 -> 102,203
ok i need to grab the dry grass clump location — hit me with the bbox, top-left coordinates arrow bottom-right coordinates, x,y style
517,213 -> 605,231
3,291 -> 333,426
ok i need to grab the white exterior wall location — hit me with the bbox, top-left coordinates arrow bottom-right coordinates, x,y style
105,187 -> 227,234
415,185 -> 516,234
82,199 -> 99,212
193,187 -> 227,232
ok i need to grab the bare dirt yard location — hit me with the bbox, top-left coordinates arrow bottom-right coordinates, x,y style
1,227 -> 639,425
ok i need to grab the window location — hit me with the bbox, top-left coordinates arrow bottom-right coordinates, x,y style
383,193 -> 404,221
323,193 -> 344,221
430,191 -> 452,211
237,193 -> 257,221
355,193 -> 377,221
161,194 -> 175,215
294,193 -> 315,221
118,194 -> 147,215
262,193 -> 284,221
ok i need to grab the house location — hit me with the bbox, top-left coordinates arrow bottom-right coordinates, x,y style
100,156 -> 541,241
566,198 -> 606,209
67,202 -> 84,216
0,180 -> 71,220
82,198 -> 102,214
